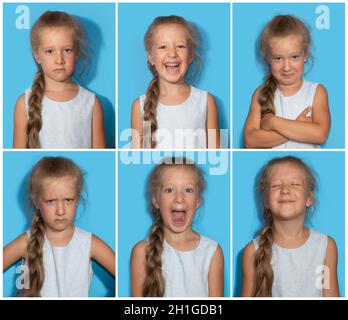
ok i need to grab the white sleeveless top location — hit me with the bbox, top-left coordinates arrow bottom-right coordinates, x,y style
253,229 -> 328,297
272,80 -> 320,149
139,86 -> 207,149
161,235 -> 217,297
25,85 -> 95,148
26,227 -> 93,297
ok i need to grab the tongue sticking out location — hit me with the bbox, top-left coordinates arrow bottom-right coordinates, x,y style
172,210 -> 186,226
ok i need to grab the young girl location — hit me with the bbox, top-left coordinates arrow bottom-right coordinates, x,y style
3,157 -> 115,297
244,15 -> 331,149
13,11 -> 106,149
131,157 -> 224,297
242,156 -> 339,297
131,15 -> 220,149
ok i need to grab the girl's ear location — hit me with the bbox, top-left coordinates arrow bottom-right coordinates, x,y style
148,51 -> 155,66
305,191 -> 314,207
34,51 -> 41,64
189,51 -> 195,64
195,196 -> 202,210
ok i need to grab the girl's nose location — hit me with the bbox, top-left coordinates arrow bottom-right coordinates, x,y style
56,201 -> 65,215
168,47 -> 178,57
280,185 -> 290,195
282,59 -> 291,71
55,52 -> 64,64
174,191 -> 184,203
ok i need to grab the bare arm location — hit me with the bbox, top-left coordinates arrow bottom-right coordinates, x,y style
241,241 -> 256,297
208,244 -> 224,296
322,236 -> 340,297
260,85 -> 330,145
92,97 -> 106,148
206,93 -> 220,149
131,99 -> 143,149
244,88 -> 288,148
90,235 -> 115,277
3,233 -> 28,271
130,241 -> 147,297
13,95 -> 28,148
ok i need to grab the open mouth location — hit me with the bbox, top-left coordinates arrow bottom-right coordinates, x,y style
171,209 -> 186,226
165,62 -> 180,72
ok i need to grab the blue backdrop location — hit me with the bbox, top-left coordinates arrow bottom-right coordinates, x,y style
233,3 -> 345,148
3,3 -> 116,148
3,151 -> 116,297
118,151 -> 230,296
118,3 -> 230,148
233,151 -> 345,296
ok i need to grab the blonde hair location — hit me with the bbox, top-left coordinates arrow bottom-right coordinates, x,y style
143,16 -> 201,148
23,157 -> 84,297
254,156 -> 317,297
143,157 -> 205,296
258,15 -> 311,118
27,11 -> 88,148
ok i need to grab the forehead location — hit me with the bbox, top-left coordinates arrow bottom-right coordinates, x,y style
39,26 -> 74,45
153,23 -> 188,42
160,165 -> 197,184
268,162 -> 306,181
269,35 -> 303,53
40,176 -> 77,194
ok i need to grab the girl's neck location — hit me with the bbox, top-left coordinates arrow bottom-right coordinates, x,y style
272,218 -> 309,249
164,227 -> 200,251
44,76 -> 77,93
277,79 -> 303,97
158,80 -> 191,105
45,224 -> 75,247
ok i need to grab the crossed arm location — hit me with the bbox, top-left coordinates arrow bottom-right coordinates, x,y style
244,84 -> 330,148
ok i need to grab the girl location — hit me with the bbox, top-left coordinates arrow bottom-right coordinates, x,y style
13,11 -> 106,149
242,156 -> 339,297
244,15 -> 331,149
131,157 -> 224,297
131,15 -> 220,149
3,157 -> 115,297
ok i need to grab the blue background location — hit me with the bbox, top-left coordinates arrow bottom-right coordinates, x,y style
118,3 -> 230,148
233,151 -> 345,297
118,151 -> 230,297
3,3 -> 116,148
3,151 -> 116,297
233,3 -> 345,148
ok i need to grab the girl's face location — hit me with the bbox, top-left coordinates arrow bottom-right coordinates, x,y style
269,35 -> 307,88
265,162 -> 313,221
35,176 -> 79,233
152,166 -> 201,235
34,26 -> 78,84
148,23 -> 194,85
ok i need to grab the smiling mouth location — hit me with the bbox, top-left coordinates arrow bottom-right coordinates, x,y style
171,209 -> 186,226
165,63 -> 180,71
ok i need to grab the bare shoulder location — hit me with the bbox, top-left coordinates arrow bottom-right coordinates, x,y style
93,95 -> 103,111
131,98 -> 141,115
4,232 -> 28,258
243,241 -> 256,261
326,236 -> 338,255
14,94 -> 26,113
131,240 -> 147,259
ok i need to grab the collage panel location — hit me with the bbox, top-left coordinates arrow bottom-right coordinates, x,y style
118,151 -> 230,297
233,151 -> 345,297
118,2 -> 230,149
3,151 -> 116,297
233,2 -> 345,149
3,2 -> 116,148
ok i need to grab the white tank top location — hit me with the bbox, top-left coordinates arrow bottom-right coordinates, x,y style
25,85 -> 95,148
161,235 -> 217,297
26,227 -> 93,297
272,80 -> 320,149
253,229 -> 328,297
139,86 -> 207,149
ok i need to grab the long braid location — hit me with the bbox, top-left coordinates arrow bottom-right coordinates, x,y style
143,67 -> 160,148
258,71 -> 277,118
23,214 -> 46,297
253,213 -> 274,297
143,213 -> 165,296
27,69 -> 45,148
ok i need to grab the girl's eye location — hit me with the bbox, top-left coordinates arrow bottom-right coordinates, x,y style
273,57 -> 282,62
46,199 -> 56,204
45,49 -> 54,54
64,48 -> 73,53
164,188 -> 174,193
271,184 -> 281,188
185,188 -> 194,193
65,198 -> 75,203
158,45 -> 166,49
292,55 -> 300,60
177,44 -> 186,49
291,183 -> 301,186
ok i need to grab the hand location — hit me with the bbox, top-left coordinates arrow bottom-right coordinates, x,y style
296,106 -> 312,123
260,113 -> 275,131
